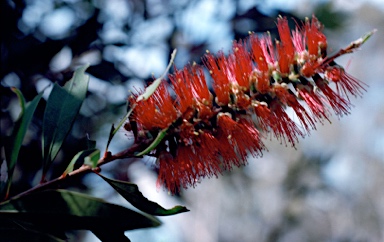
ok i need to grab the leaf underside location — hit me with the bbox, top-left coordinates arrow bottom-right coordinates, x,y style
97,173 -> 189,216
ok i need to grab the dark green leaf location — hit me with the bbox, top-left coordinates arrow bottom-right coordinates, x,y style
97,174 -> 189,216
62,148 -> 98,177
42,65 -> 90,178
92,229 -> 131,242
2,88 -> 43,199
0,229 -> 64,242
0,189 -> 161,234
0,218 -> 65,242
105,124 -> 115,152
86,136 -> 97,149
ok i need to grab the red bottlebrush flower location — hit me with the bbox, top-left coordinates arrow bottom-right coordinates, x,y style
133,82 -> 178,130
128,15 -> 373,194
325,65 -> 367,100
203,51 -> 232,106
305,15 -> 327,57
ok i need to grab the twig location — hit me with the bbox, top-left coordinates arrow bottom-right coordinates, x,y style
7,139 -> 153,201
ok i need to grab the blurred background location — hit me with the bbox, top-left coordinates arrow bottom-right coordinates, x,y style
1,0 -> 383,241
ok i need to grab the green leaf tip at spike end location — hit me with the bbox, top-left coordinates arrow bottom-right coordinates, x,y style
42,64 -> 90,179
360,29 -> 377,44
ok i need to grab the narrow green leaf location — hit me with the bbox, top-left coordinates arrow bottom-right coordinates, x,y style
97,174 -> 189,216
84,149 -> 100,168
135,127 -> 168,156
105,123 -> 116,152
0,189 -> 161,233
62,148 -> 98,177
2,89 -> 43,199
42,65 -> 90,178
10,87 -> 26,112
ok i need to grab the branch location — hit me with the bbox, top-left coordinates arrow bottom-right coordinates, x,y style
8,139 -> 153,200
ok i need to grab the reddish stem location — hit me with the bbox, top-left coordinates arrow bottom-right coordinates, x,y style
5,139 -> 153,201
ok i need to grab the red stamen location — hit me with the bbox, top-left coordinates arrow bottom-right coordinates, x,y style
274,85 -> 316,133
249,35 -> 269,72
277,17 -> 295,57
203,51 -> 232,106
297,86 -> 330,123
325,66 -> 367,100
305,15 -> 327,56
314,75 -> 351,116
133,82 -> 178,130
230,40 -> 253,89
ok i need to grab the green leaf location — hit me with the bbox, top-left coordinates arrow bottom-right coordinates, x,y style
84,149 -> 100,168
0,190 -> 160,238
135,127 -> 168,156
105,123 -> 116,152
2,88 -> 43,200
136,49 -> 177,102
86,136 -> 97,149
97,173 -> 189,216
42,65 -> 90,178
61,148 -> 98,177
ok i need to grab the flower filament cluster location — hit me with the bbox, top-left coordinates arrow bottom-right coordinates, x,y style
129,16 -> 369,193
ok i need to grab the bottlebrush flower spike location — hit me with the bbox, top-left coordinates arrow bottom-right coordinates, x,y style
128,15 -> 374,193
